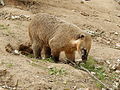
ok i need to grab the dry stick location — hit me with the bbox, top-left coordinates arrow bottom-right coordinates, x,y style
79,66 -> 110,89
15,80 -> 19,90
68,60 -> 110,89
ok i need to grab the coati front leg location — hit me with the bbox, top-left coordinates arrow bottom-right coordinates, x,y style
44,46 -> 52,58
51,50 -> 60,63
65,51 -> 75,63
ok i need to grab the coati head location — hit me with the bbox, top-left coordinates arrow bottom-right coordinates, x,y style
71,32 -> 92,63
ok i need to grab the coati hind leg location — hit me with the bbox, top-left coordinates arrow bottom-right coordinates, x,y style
32,41 -> 43,59
44,46 -> 52,58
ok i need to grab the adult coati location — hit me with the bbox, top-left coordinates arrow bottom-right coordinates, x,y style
29,13 -> 92,63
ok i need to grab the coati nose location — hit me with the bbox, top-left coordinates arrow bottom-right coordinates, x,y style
82,55 -> 87,62
81,48 -> 88,63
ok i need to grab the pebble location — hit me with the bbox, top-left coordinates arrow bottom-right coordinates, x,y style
111,64 -> 116,70
63,80 -> 67,84
48,65 -> 54,69
106,41 -> 110,44
72,10 -> 75,12
11,16 -> 20,20
115,70 -> 120,73
115,43 -> 120,49
80,0 -> 84,3
85,30 -> 96,36
102,88 -> 106,90
91,72 -> 95,75
117,59 -> 120,62
13,50 -> 20,55
106,60 -> 110,65
76,88 -> 89,90
114,32 -> 118,35
113,81 -> 119,88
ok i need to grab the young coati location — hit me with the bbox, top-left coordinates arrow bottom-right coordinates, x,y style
28,13 -> 92,63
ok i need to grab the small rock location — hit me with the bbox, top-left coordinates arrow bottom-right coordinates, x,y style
22,15 -> 30,18
114,32 -> 119,35
13,50 -> 20,55
36,75 -> 39,78
106,41 -> 110,44
116,43 -> 120,49
85,30 -> 96,36
113,81 -> 119,88
11,16 -> 20,20
80,0 -> 84,3
115,70 -> 120,73
106,60 -> 110,65
111,64 -> 116,70
73,86 -> 77,89
91,72 -> 95,75
63,80 -> 67,84
117,59 -> 120,62
77,88 -> 89,90
102,88 -> 106,90
72,10 -> 75,12
48,65 -> 54,69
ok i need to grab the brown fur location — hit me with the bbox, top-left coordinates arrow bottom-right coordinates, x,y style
28,13 -> 91,62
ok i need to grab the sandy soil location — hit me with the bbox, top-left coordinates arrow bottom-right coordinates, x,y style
0,0 -> 120,89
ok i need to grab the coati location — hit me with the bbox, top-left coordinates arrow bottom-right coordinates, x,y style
28,13 -> 91,63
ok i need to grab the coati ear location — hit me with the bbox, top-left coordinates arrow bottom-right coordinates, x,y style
75,34 -> 85,40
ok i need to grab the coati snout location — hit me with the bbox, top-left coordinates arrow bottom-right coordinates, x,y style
81,48 -> 88,62
74,33 -> 91,63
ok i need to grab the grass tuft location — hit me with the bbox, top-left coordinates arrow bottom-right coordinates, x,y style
48,67 -> 66,75
0,24 -> 8,30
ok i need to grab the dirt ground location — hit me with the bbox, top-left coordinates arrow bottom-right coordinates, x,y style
0,0 -> 120,90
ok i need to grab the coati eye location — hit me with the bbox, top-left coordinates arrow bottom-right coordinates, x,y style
75,34 -> 85,40
80,34 -> 85,38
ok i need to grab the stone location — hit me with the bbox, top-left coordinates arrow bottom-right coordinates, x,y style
116,43 -> 120,49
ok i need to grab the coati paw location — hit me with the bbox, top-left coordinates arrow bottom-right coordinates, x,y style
34,57 -> 42,60
51,56 -> 59,63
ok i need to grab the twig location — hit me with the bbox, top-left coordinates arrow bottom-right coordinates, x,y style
79,66 -> 110,89
14,80 -> 19,90
67,60 -> 110,89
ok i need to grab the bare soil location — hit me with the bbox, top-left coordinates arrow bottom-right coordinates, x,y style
0,0 -> 120,90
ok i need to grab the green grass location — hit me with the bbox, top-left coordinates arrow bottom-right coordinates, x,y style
80,57 -> 106,80
80,56 -> 96,71
48,67 -> 66,75
80,56 -> 107,88
42,57 -> 54,62
0,24 -> 8,30
27,54 -> 34,58
6,63 -> 13,68
96,81 -> 104,88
